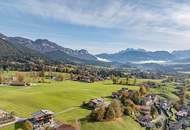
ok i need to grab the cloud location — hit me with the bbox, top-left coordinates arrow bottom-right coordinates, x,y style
1,0 -> 190,52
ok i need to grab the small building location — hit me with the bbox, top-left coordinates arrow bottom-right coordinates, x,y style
139,105 -> 151,115
28,110 -> 55,130
138,114 -> 153,127
143,94 -> 157,106
84,98 -> 105,109
176,111 -> 188,119
111,87 -> 128,99
0,110 -> 15,125
168,122 -> 182,130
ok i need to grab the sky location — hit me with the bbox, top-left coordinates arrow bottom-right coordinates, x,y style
0,0 -> 190,54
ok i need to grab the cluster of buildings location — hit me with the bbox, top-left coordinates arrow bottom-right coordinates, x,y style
0,110 -> 15,126
166,102 -> 190,130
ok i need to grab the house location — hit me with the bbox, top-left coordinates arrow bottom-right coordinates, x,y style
176,110 -> 188,119
28,110 -> 55,130
168,122 -> 182,130
138,114 -> 154,128
143,94 -> 157,106
159,100 -> 171,111
111,87 -> 128,99
139,105 -> 151,115
0,110 -> 15,125
84,98 -> 105,109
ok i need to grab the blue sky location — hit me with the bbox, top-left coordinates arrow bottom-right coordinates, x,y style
0,0 -> 190,54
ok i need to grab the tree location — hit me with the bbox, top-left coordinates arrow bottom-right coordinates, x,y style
179,86 -> 186,105
131,91 -> 140,105
124,106 -> 133,116
45,126 -> 52,130
112,76 -> 117,84
57,74 -> 64,81
110,99 -> 123,118
106,106 -> 116,120
0,74 -> 3,83
133,78 -> 137,85
22,120 -> 33,130
90,105 -> 106,121
150,105 -> 158,119
39,70 -> 45,77
15,73 -> 24,83
126,75 -> 129,85
139,86 -> 147,96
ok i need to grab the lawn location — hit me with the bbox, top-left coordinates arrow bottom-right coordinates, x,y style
0,80 -> 145,130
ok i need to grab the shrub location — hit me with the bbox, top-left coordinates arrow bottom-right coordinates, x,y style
15,73 -> 25,83
57,74 -> 64,81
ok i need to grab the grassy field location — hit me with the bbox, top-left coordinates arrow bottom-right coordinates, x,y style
0,71 -> 178,130
0,79 -> 146,130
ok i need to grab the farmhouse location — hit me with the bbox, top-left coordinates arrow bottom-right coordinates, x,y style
84,98 -> 105,109
28,110 -> 55,130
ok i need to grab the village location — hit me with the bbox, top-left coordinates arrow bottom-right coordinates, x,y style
82,76 -> 190,130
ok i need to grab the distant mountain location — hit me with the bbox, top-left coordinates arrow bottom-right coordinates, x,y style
45,50 -> 118,66
0,37 -> 50,63
172,50 -> 190,59
0,33 -> 118,66
3,34 -> 97,61
96,48 -> 175,63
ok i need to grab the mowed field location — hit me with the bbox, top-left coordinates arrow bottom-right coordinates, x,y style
0,79 -> 147,130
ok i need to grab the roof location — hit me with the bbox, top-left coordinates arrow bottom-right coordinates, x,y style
32,110 -> 54,118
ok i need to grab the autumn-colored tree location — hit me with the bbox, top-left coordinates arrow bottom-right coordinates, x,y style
39,70 -> 45,77
139,86 -> 147,96
15,73 -> 25,83
131,91 -> 140,105
150,105 -> 158,119
110,99 -> 123,118
106,106 -> 116,120
45,126 -> 52,130
0,74 -> 3,83
124,106 -> 133,116
133,78 -> 137,85
57,74 -> 64,81
90,105 -> 106,121
22,120 -> 33,130
112,76 -> 118,84
179,86 -> 186,105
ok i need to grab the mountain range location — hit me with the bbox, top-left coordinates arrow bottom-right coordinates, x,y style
1,33 -> 190,67
96,48 -> 190,64
0,33 -> 102,65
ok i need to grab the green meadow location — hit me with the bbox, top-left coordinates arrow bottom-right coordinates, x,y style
0,73 -> 176,130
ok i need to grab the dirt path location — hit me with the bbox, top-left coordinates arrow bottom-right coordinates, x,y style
55,107 -> 79,116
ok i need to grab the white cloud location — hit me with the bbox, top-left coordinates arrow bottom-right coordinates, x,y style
2,0 -> 190,52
